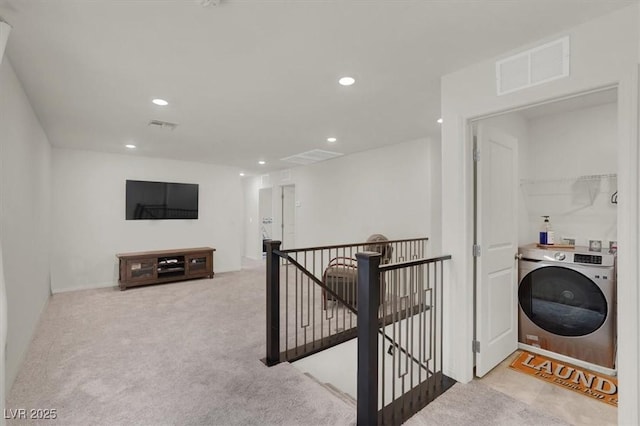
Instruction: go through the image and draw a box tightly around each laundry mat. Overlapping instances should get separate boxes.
[509,351,618,407]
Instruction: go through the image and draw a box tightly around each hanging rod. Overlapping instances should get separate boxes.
[520,173,617,185]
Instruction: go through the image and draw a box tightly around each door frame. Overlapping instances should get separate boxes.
[280,184,296,250]
[258,187,273,256]
[451,83,635,395]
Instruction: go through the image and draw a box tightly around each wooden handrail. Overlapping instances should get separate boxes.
[278,237,428,253]
[379,254,452,272]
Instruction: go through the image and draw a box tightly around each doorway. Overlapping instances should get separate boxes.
[472,87,619,376]
[258,187,273,257]
[281,185,296,250]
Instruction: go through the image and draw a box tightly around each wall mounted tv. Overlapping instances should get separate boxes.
[126,180,199,220]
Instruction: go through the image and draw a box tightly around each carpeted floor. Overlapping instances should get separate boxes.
[407,380,569,426]
[7,259,568,425]
[7,260,354,425]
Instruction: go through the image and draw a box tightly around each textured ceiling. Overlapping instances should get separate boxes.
[0,0,634,174]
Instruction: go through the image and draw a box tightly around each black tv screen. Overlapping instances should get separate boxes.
[126,180,199,220]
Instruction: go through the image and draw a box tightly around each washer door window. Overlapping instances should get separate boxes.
[519,266,607,337]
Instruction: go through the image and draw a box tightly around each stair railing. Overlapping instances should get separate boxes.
[264,238,453,425]
[357,252,454,425]
[265,237,429,365]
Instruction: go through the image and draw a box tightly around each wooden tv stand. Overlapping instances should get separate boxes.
[116,247,215,291]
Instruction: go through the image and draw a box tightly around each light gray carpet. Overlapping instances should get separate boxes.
[7,260,355,425]
[8,259,569,425]
[406,380,569,426]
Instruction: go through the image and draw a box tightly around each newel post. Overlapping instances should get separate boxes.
[265,240,281,366]
[356,251,381,426]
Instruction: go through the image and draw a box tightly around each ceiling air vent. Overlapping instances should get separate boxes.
[148,120,178,130]
[496,36,570,96]
[281,149,343,165]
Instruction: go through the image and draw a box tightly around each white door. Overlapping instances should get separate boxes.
[281,185,296,249]
[475,124,519,377]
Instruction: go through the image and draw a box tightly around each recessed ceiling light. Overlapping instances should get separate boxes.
[152,98,169,106]
[239,172,245,177]
[437,118,443,124]
[327,137,337,143]
[125,144,136,149]
[258,160,266,165]
[338,76,355,86]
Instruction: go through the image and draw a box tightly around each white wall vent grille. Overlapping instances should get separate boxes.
[281,149,343,165]
[496,36,570,96]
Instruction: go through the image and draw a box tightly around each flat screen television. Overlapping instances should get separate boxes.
[126,180,199,220]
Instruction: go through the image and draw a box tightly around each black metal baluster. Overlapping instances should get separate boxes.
[418,264,423,387]
[305,251,310,348]
[295,252,298,354]
[320,249,324,344]
[381,268,386,412]
[312,249,316,348]
[438,260,444,394]
[409,265,415,399]
[285,250,289,356]
[266,240,281,366]
[429,262,435,399]
[349,245,354,329]
[336,247,341,335]
[392,268,397,422]
[342,246,347,333]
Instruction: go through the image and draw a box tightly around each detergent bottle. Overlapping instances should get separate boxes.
[539,216,554,245]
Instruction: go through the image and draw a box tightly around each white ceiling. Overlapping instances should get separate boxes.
[0,0,634,174]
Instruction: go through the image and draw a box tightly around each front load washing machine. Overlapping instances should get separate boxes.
[518,244,616,369]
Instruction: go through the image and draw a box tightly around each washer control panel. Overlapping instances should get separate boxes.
[519,244,615,266]
[574,253,603,265]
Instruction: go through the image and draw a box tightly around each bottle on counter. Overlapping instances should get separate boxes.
[539,216,555,245]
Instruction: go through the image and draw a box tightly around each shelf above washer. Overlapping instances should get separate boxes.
[520,173,617,215]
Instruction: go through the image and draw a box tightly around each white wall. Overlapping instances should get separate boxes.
[51,149,243,292]
[0,240,6,426]
[0,22,11,423]
[440,5,639,425]
[294,139,432,247]
[0,59,52,390]
[523,102,618,246]
[243,138,440,258]
[478,101,618,248]
[243,176,261,259]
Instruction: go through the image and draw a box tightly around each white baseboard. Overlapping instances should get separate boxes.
[518,342,617,377]
[51,282,117,294]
